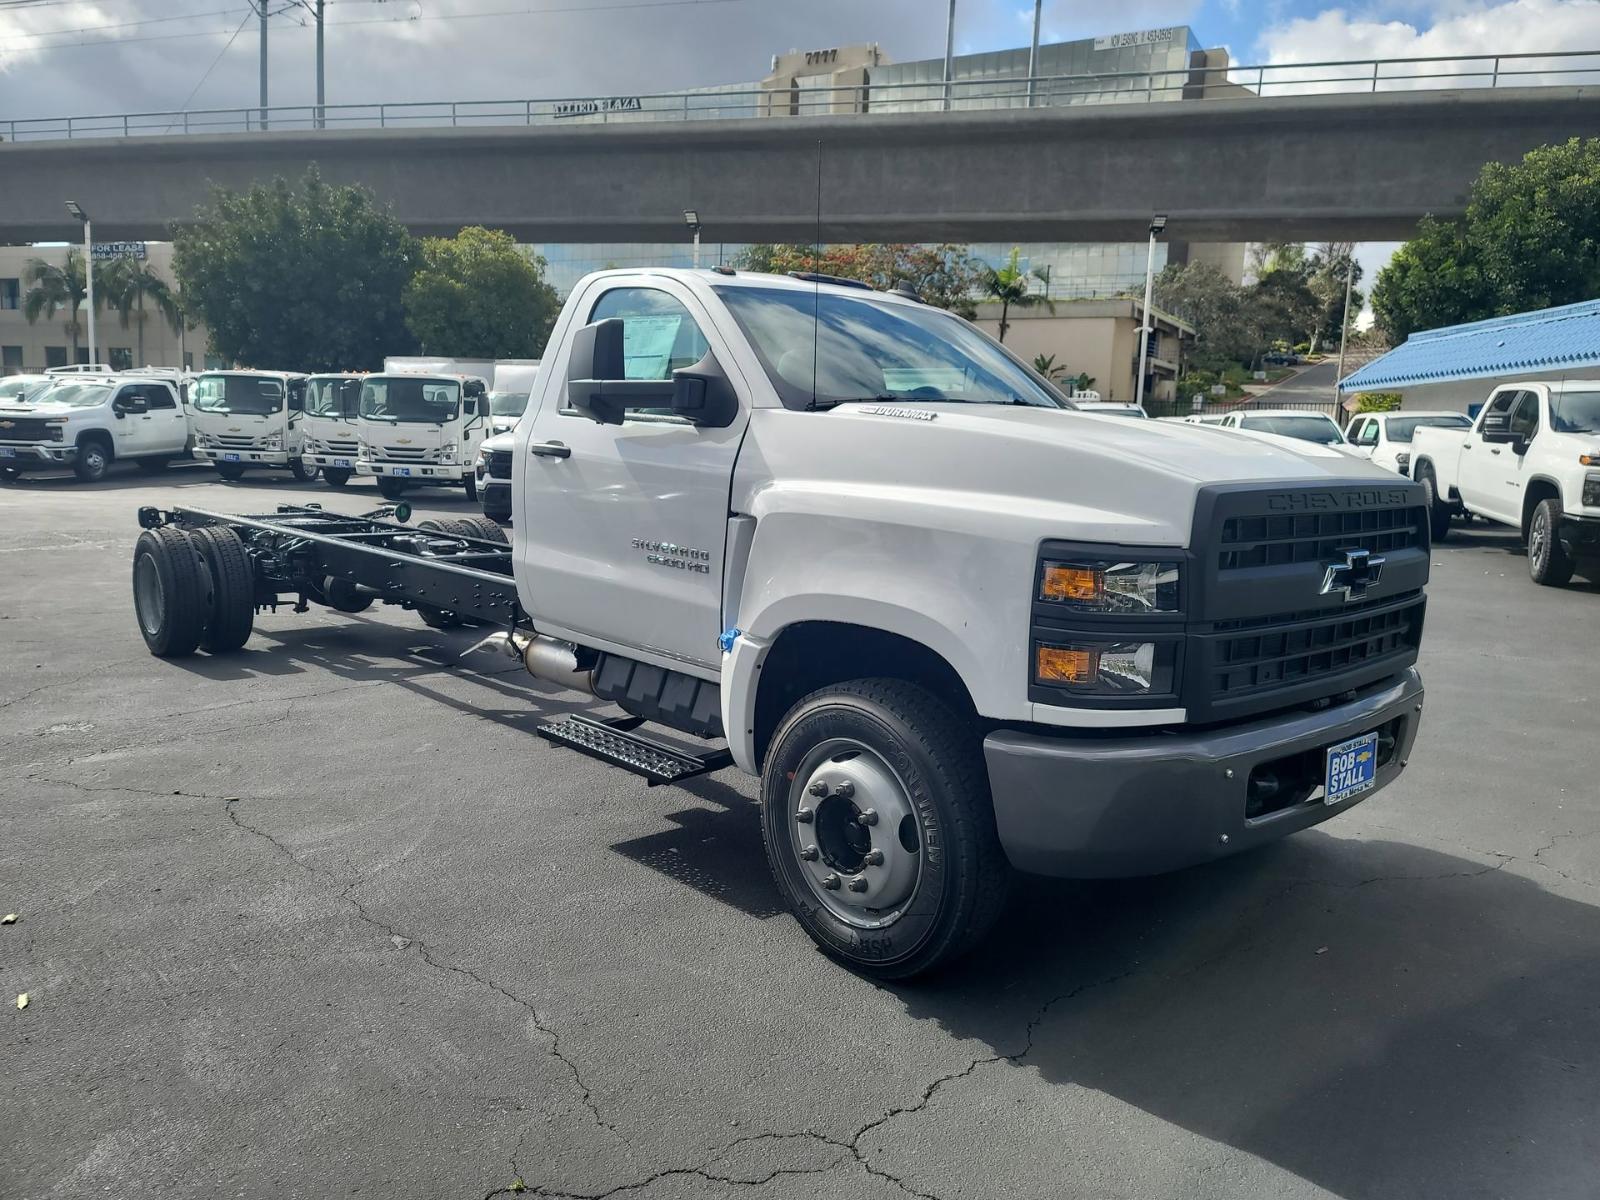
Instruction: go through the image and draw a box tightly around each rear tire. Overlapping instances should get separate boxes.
[191,525,256,652]
[377,476,408,500]
[136,455,171,474]
[760,678,1011,980]
[1528,497,1575,587]
[215,462,246,482]
[322,467,352,488]
[132,527,207,658]
[413,519,469,628]
[290,458,320,482]
[73,439,111,482]
[1420,470,1451,543]
[453,515,508,544]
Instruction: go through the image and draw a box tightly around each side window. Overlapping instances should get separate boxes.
[582,286,711,422]
[1509,392,1541,440]
[1480,390,1520,435]
[145,384,177,410]
[1352,419,1378,446]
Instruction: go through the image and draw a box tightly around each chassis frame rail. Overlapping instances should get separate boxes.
[138,502,523,627]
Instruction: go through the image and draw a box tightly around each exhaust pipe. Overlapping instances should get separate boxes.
[522,635,597,695]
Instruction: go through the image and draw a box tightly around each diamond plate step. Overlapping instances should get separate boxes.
[536,714,732,786]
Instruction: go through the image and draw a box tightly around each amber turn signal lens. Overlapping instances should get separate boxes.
[1036,645,1098,685]
[1041,564,1101,603]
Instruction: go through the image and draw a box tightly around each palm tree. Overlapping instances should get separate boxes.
[22,249,93,362]
[981,247,1053,343]
[102,259,183,368]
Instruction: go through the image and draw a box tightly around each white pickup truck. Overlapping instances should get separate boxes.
[129,268,1431,978]
[0,374,187,482]
[1409,381,1600,585]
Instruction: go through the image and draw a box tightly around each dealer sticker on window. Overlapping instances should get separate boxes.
[1325,731,1379,806]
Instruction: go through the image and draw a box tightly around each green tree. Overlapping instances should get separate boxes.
[981,247,1052,343]
[1372,137,1600,344]
[22,249,96,362]
[403,226,561,358]
[1153,261,1266,372]
[733,243,984,314]
[171,166,419,371]
[1306,243,1365,352]
[101,258,182,368]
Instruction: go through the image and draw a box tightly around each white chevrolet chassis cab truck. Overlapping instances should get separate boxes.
[300,374,365,488]
[1409,380,1600,586]
[189,370,319,482]
[128,270,1430,978]
[356,372,489,501]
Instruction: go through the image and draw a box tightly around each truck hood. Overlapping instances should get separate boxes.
[734,403,1403,548]
[0,401,88,418]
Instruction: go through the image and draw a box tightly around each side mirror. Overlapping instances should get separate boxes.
[113,396,147,417]
[566,318,631,425]
[1511,435,1531,456]
[566,318,739,429]
[1480,413,1514,442]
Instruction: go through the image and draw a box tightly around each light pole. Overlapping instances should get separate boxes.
[1026,0,1042,107]
[65,201,96,367]
[1134,214,1166,411]
[683,209,701,269]
[314,0,326,129]
[942,0,956,111]
[1334,247,1357,403]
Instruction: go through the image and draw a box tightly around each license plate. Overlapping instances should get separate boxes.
[0,448,14,458]
[393,467,412,476]
[1325,731,1379,806]
[222,453,241,462]
[333,457,352,468]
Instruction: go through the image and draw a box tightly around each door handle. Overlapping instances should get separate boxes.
[529,441,571,459]
[1462,443,1472,450]
[1489,447,1501,455]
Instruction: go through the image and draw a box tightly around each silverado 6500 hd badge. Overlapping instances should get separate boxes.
[633,538,711,574]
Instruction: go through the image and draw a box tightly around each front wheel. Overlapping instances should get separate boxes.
[136,455,171,474]
[322,467,352,488]
[215,462,246,482]
[376,476,408,500]
[760,679,1011,980]
[290,458,320,482]
[1,466,21,483]
[1420,471,1452,543]
[73,440,111,482]
[463,473,478,502]
[1528,497,1575,587]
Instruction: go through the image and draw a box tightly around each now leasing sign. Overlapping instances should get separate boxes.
[552,96,643,119]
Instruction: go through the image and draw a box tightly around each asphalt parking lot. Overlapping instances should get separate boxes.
[3,462,1598,1200]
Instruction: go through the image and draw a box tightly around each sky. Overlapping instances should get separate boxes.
[3,0,1598,303]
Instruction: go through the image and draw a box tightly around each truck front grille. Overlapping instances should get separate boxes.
[375,446,440,462]
[1218,505,1426,570]
[0,418,61,442]
[485,448,512,479]
[212,434,264,450]
[1210,592,1425,700]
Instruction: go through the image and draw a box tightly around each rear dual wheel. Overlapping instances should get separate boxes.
[132,525,254,657]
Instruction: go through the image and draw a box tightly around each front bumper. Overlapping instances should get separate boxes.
[194,447,290,466]
[357,460,466,482]
[1560,512,1600,554]
[0,442,76,465]
[984,669,1425,878]
[303,451,359,469]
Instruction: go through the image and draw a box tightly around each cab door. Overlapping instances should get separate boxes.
[1458,389,1522,522]
[517,280,750,675]
[109,384,157,456]
[143,383,187,453]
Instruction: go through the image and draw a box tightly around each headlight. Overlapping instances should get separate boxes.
[263,433,282,450]
[1394,451,1410,476]
[1584,472,1600,508]
[1034,640,1175,695]
[1039,558,1181,614]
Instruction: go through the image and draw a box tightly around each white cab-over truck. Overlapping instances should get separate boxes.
[1409,380,1600,586]
[1,374,187,482]
[356,372,489,500]
[128,269,1430,978]
[190,371,319,482]
[300,374,365,488]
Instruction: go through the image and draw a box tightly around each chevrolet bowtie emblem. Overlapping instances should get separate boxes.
[1321,548,1385,603]
[0,421,12,429]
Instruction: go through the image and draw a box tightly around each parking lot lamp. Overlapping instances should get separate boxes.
[683,209,702,269]
[65,201,96,368]
[1134,214,1167,412]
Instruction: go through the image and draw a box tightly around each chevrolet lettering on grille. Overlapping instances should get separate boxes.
[1321,548,1386,603]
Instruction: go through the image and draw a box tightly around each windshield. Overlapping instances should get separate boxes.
[30,381,114,408]
[1550,390,1600,434]
[1240,414,1346,444]
[0,377,48,402]
[192,374,285,415]
[360,377,460,423]
[1385,414,1471,443]
[306,377,362,419]
[488,390,528,418]
[715,285,1066,410]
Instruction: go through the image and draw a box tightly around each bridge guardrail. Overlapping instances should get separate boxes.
[3,50,1598,143]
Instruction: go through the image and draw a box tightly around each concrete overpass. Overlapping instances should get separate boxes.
[2,86,1594,245]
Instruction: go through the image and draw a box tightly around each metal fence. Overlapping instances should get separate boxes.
[3,49,1598,143]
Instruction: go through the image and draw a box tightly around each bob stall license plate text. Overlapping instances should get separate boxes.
[1325,731,1379,806]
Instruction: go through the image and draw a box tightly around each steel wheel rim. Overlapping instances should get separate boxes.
[134,552,165,636]
[787,737,923,929]
[84,448,104,474]
[1531,509,1548,567]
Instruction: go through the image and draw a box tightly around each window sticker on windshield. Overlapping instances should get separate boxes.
[881,367,969,392]
[622,316,681,379]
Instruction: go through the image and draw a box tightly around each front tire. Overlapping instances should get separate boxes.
[1528,497,1575,587]
[322,467,352,488]
[290,458,320,482]
[73,440,111,483]
[215,462,246,482]
[760,679,1010,980]
[376,476,408,500]
[1420,470,1452,543]
[136,455,171,474]
[463,474,478,502]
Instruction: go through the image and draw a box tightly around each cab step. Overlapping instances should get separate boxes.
[536,714,732,787]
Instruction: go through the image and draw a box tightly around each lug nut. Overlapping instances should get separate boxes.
[808,780,828,797]
[800,845,819,861]
[796,806,814,824]
[856,808,878,826]
[822,873,841,890]
[835,779,855,799]
[847,876,868,893]
[864,849,885,866]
